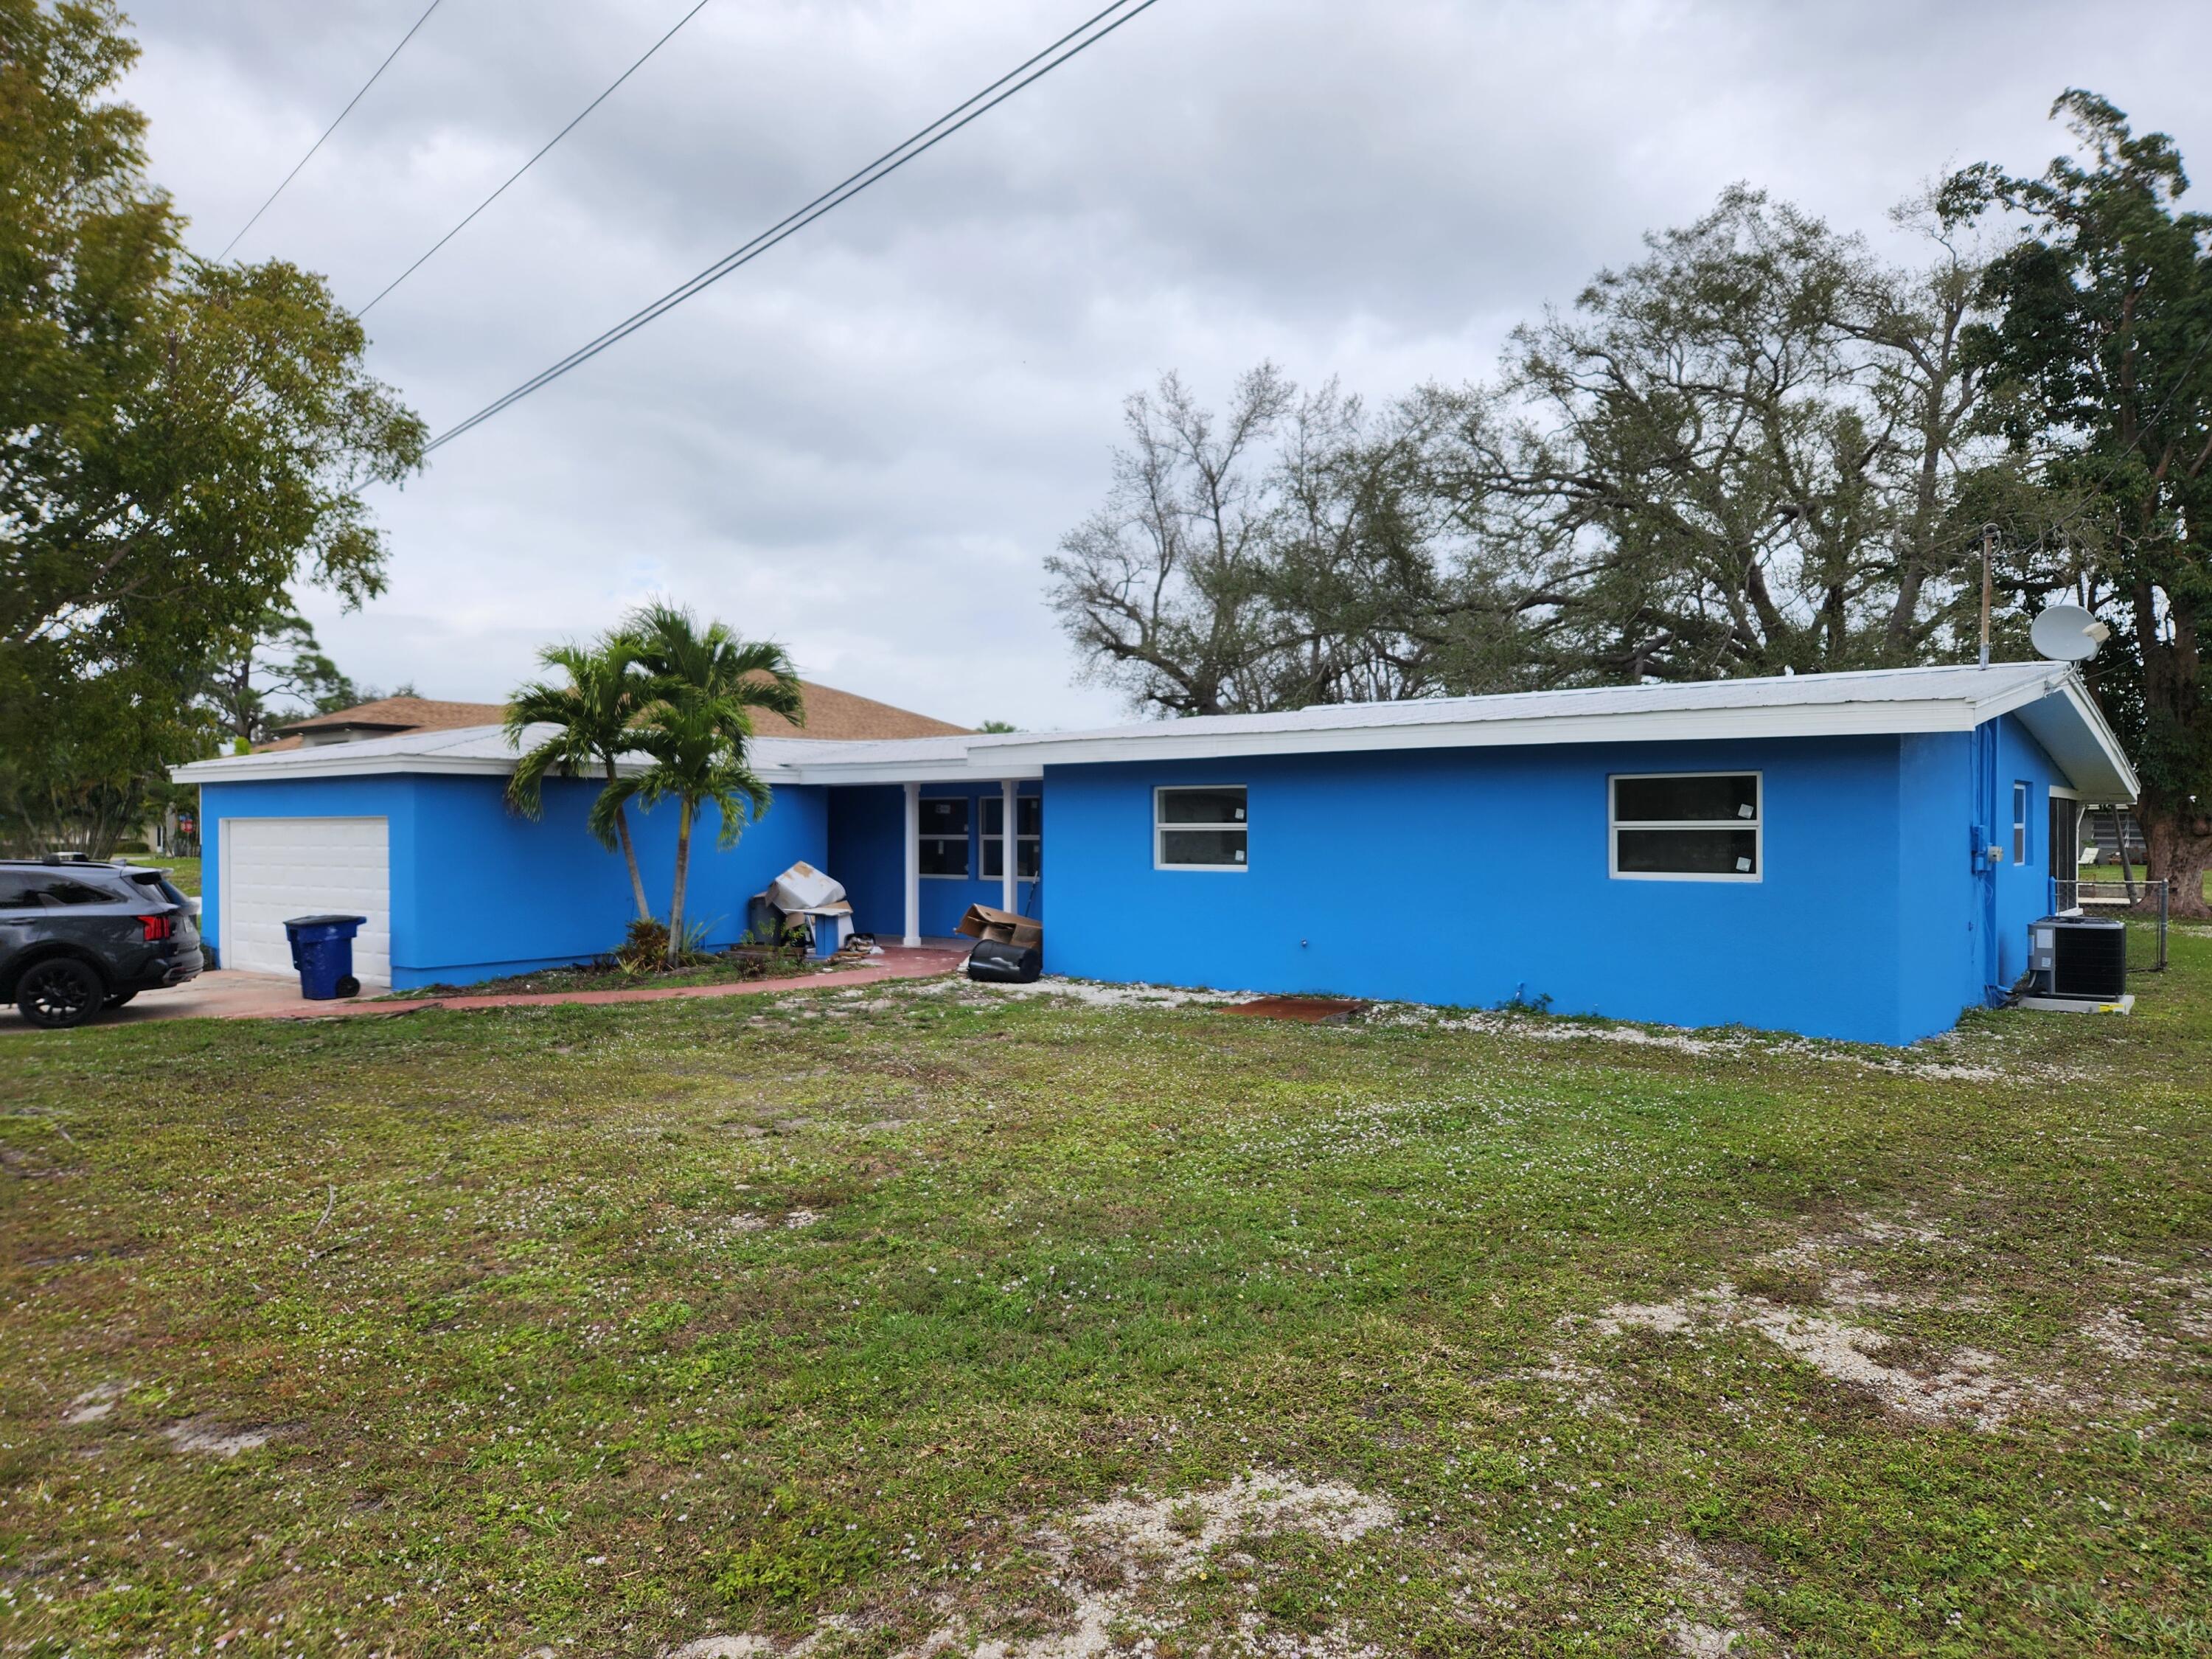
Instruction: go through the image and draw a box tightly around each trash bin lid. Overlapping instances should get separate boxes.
[284,913,368,928]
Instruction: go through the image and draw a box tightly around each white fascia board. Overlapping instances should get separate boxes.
[171,753,808,786]
[2011,680,2139,801]
[978,698,1997,768]
[783,756,1040,785]
[1957,667,2138,799]
[172,754,519,784]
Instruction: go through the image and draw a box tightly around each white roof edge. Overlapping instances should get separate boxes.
[977,698,1992,764]
[167,664,2137,798]
[2009,675,2139,801]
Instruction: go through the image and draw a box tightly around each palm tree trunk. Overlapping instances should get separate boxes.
[605,760,650,920]
[667,798,693,968]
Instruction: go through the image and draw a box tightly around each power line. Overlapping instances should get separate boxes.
[360,0,717,316]
[219,0,446,260]
[425,0,1164,452]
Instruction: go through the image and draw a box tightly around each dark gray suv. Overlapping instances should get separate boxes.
[0,858,204,1029]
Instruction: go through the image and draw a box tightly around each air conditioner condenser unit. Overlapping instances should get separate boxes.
[2023,914,2130,1011]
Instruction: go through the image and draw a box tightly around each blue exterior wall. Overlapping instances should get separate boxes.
[1041,733,2005,1046]
[1985,712,2068,986]
[1894,731,1977,1027]
[1891,715,2070,1016]
[827,782,1043,939]
[200,773,827,988]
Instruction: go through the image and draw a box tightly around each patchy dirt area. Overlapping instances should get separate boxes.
[1554,1210,2185,1432]
[59,1380,133,1425]
[664,1473,1398,1659]
[1657,1534,1774,1658]
[163,1419,271,1457]
[1363,1000,2070,1083]
[913,978,1251,1012]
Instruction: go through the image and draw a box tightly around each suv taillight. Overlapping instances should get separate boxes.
[139,914,173,942]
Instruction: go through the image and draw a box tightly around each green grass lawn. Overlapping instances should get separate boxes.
[2,949,2208,1657]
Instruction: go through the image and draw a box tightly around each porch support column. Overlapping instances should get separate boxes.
[1000,779,1019,915]
[901,781,922,947]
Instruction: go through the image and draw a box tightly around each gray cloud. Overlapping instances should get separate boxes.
[119,0,2212,728]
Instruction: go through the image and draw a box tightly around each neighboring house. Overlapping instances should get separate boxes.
[171,662,2137,1046]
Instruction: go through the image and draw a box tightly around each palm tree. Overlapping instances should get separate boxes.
[504,634,653,920]
[617,603,804,966]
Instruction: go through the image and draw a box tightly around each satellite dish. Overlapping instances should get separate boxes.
[2031,604,2110,663]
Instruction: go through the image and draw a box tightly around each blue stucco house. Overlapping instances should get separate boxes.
[172,661,2137,1046]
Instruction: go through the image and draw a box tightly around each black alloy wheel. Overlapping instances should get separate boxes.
[16,958,105,1029]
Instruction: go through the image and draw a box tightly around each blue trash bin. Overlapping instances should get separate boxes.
[283,914,367,1000]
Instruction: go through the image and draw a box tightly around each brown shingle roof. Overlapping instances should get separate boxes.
[263,683,966,749]
[279,696,506,735]
[745,681,968,741]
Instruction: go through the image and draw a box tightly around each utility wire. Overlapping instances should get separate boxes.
[361,0,717,315]
[426,0,1163,451]
[219,0,446,260]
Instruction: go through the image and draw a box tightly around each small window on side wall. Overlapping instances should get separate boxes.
[2011,781,2030,867]
[1610,772,1760,880]
[1156,786,1247,870]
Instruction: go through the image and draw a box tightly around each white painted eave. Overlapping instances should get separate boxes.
[171,751,810,785]
[969,666,2139,800]
[167,664,2138,799]
[782,756,1041,785]
[972,698,2000,765]
[2008,677,2139,801]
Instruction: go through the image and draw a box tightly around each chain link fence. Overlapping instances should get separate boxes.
[2050,878,2169,974]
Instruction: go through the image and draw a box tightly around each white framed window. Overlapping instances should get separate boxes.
[1609,772,1761,882]
[2011,781,2030,868]
[981,794,1041,880]
[1155,785,1247,870]
[919,795,970,878]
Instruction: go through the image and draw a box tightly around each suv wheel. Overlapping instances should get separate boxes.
[17,959,105,1029]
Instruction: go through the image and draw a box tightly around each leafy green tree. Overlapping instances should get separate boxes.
[505,635,654,922]
[1957,92,2212,911]
[1422,187,2048,683]
[201,603,359,744]
[617,605,802,967]
[0,0,423,852]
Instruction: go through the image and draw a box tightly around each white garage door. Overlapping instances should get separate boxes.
[220,817,392,987]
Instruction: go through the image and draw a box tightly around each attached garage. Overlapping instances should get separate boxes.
[175,730,834,992]
[218,816,392,987]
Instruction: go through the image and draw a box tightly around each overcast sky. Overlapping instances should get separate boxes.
[120,0,2212,730]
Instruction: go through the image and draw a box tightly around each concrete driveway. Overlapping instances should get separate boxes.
[0,970,318,1033]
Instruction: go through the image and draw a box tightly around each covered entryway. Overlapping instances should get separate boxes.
[218,816,392,987]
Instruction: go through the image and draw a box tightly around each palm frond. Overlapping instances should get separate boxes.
[585,773,645,852]
[503,632,654,819]
[703,760,773,849]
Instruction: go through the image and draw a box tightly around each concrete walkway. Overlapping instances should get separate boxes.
[0,945,970,1032]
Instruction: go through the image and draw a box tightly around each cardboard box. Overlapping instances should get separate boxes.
[956,903,1041,950]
